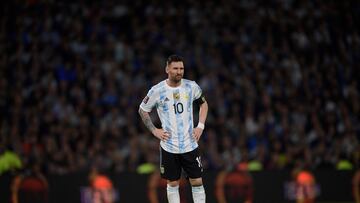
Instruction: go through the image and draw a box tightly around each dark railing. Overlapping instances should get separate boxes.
[0,170,356,203]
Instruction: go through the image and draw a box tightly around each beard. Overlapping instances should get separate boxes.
[170,74,183,83]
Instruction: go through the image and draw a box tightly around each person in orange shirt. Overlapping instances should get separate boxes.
[89,167,115,203]
[292,169,316,203]
[11,162,48,203]
[215,163,253,203]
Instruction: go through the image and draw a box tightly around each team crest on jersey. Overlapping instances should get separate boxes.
[173,92,180,100]
[142,96,149,104]
[183,94,189,100]
[160,166,165,174]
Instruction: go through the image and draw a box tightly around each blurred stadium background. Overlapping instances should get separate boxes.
[0,0,359,202]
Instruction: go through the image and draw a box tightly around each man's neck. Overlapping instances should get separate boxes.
[166,79,181,87]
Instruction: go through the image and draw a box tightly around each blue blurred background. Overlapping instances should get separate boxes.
[0,0,359,202]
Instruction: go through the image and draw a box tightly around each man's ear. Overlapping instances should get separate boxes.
[165,66,169,74]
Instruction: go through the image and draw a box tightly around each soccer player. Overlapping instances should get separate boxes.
[139,54,208,203]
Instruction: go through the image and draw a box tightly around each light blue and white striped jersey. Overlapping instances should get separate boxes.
[140,79,202,154]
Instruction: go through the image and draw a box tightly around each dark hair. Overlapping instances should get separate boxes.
[166,54,184,66]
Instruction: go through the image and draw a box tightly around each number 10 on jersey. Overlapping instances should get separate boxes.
[173,102,184,114]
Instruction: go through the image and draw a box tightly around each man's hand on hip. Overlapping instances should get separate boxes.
[193,128,203,142]
[152,128,170,141]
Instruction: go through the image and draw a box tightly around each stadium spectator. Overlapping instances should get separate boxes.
[0,0,359,176]
[11,161,48,203]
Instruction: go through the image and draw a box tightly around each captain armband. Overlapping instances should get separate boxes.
[194,94,206,106]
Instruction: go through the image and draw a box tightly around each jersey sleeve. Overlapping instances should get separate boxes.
[192,81,203,100]
[140,87,157,112]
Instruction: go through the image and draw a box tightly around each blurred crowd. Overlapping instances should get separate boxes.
[0,0,359,175]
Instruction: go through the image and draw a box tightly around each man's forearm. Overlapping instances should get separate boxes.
[139,108,156,132]
[198,101,208,124]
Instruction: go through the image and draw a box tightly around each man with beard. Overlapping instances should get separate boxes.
[139,54,208,203]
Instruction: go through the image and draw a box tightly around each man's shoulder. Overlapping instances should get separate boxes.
[182,79,196,85]
[182,79,200,90]
[149,80,167,91]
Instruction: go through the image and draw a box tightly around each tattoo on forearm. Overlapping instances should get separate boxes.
[139,109,156,132]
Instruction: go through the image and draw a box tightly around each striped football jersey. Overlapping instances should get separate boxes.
[140,79,202,153]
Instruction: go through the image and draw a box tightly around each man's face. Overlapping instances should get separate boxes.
[166,61,184,83]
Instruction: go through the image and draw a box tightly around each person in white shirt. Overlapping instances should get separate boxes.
[139,54,208,203]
